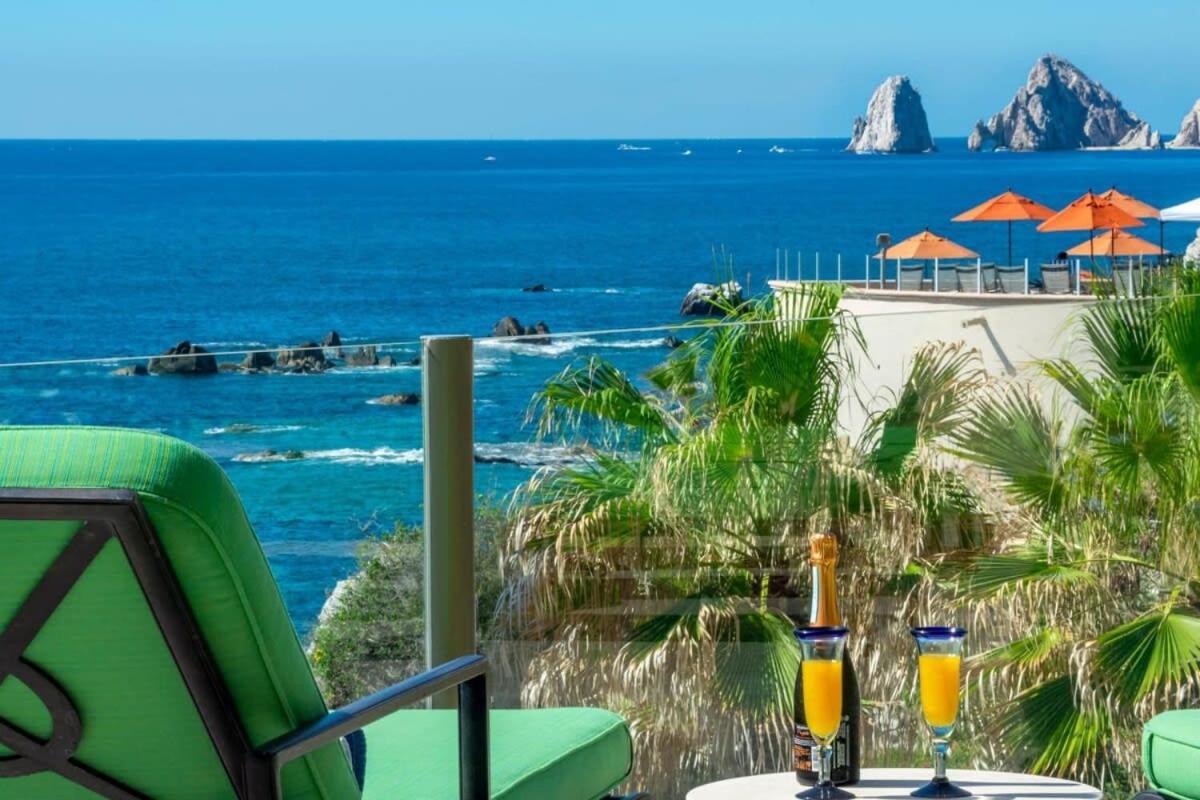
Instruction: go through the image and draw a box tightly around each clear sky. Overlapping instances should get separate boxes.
[5,0,1197,140]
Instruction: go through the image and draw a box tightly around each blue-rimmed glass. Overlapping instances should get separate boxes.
[910,627,970,798]
[795,626,853,800]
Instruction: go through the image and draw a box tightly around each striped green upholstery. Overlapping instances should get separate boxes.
[1144,710,1200,800]
[0,426,360,800]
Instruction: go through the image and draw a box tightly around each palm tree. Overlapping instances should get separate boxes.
[497,284,985,795]
[945,271,1200,787]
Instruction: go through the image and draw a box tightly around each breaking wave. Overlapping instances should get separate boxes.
[232,442,586,469]
[204,423,306,436]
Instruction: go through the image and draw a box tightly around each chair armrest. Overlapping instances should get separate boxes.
[261,653,489,800]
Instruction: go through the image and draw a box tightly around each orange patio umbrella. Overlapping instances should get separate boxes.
[953,188,1055,266]
[1066,228,1165,258]
[1098,187,1163,253]
[1038,191,1144,264]
[875,228,979,260]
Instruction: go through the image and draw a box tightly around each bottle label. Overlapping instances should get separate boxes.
[793,716,850,772]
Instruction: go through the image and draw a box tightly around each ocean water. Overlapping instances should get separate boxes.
[2,138,1199,631]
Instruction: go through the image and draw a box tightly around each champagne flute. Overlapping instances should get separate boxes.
[910,627,970,798]
[795,626,853,800]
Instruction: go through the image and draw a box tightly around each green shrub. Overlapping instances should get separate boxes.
[309,507,505,704]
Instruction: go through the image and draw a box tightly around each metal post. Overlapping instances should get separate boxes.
[837,254,842,283]
[458,672,490,800]
[423,335,476,709]
[1075,259,1082,295]
[1024,258,1029,295]
[934,257,940,292]
[976,257,982,293]
[785,250,790,282]
[816,253,821,283]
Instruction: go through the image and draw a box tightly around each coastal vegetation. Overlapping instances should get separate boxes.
[306,274,1200,798]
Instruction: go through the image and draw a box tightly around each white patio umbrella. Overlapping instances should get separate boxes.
[1162,196,1200,222]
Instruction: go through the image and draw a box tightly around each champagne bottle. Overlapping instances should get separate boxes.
[793,532,861,785]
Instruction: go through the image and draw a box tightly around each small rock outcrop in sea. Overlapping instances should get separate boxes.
[346,345,379,367]
[322,330,343,357]
[846,76,935,154]
[968,54,1161,151]
[522,284,549,292]
[1186,228,1200,267]
[491,316,551,344]
[112,364,148,376]
[241,350,275,371]
[370,393,420,406]
[680,282,742,316]
[147,341,218,375]
[275,343,328,373]
[663,336,684,349]
[1168,100,1200,149]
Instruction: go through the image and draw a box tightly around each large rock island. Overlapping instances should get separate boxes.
[968,54,1161,151]
[1168,99,1200,149]
[847,76,935,153]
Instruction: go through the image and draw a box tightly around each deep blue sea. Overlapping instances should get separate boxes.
[2,138,1199,631]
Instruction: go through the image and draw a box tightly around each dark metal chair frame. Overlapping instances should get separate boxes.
[0,488,490,800]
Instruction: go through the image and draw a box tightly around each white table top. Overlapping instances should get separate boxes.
[686,768,1102,800]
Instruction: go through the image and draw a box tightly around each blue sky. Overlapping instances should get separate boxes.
[4,0,1197,139]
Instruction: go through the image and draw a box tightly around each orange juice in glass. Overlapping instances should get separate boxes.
[795,626,853,800]
[910,627,970,799]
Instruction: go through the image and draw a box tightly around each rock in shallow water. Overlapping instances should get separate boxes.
[112,364,148,376]
[968,54,1160,151]
[491,316,551,344]
[370,393,420,406]
[147,341,218,375]
[846,76,935,154]
[275,342,328,372]
[680,282,742,316]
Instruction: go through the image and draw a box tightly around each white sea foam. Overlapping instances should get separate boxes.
[204,424,306,436]
[39,389,60,398]
[198,340,269,349]
[232,442,585,469]
[478,336,665,357]
[233,447,424,465]
[617,143,652,151]
[768,145,793,154]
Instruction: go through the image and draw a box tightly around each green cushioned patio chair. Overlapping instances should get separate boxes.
[0,426,639,800]
[1139,710,1200,800]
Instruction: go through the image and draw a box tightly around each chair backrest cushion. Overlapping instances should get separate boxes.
[0,426,360,800]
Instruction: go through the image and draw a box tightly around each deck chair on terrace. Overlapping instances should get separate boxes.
[934,263,959,292]
[1040,264,1072,295]
[898,264,926,291]
[994,266,1026,294]
[0,426,638,800]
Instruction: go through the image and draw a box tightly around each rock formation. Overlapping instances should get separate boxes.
[847,76,935,154]
[147,341,218,375]
[968,55,1161,151]
[491,316,551,344]
[241,350,275,371]
[680,282,743,316]
[370,393,420,406]
[275,342,328,373]
[346,345,379,367]
[1168,100,1200,149]
[112,364,148,376]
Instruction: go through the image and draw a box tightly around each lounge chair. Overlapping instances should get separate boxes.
[934,263,959,292]
[0,426,638,800]
[994,266,1027,294]
[955,264,984,293]
[898,264,926,291]
[1040,264,1072,295]
[1138,710,1200,800]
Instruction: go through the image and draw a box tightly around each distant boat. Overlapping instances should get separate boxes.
[681,149,693,156]
[483,155,497,162]
[769,145,792,154]
[617,143,651,151]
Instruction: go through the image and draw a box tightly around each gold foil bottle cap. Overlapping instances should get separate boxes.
[809,532,839,566]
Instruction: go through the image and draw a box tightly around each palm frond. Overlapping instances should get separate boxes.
[1095,604,1200,702]
[533,356,673,442]
[995,675,1110,776]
